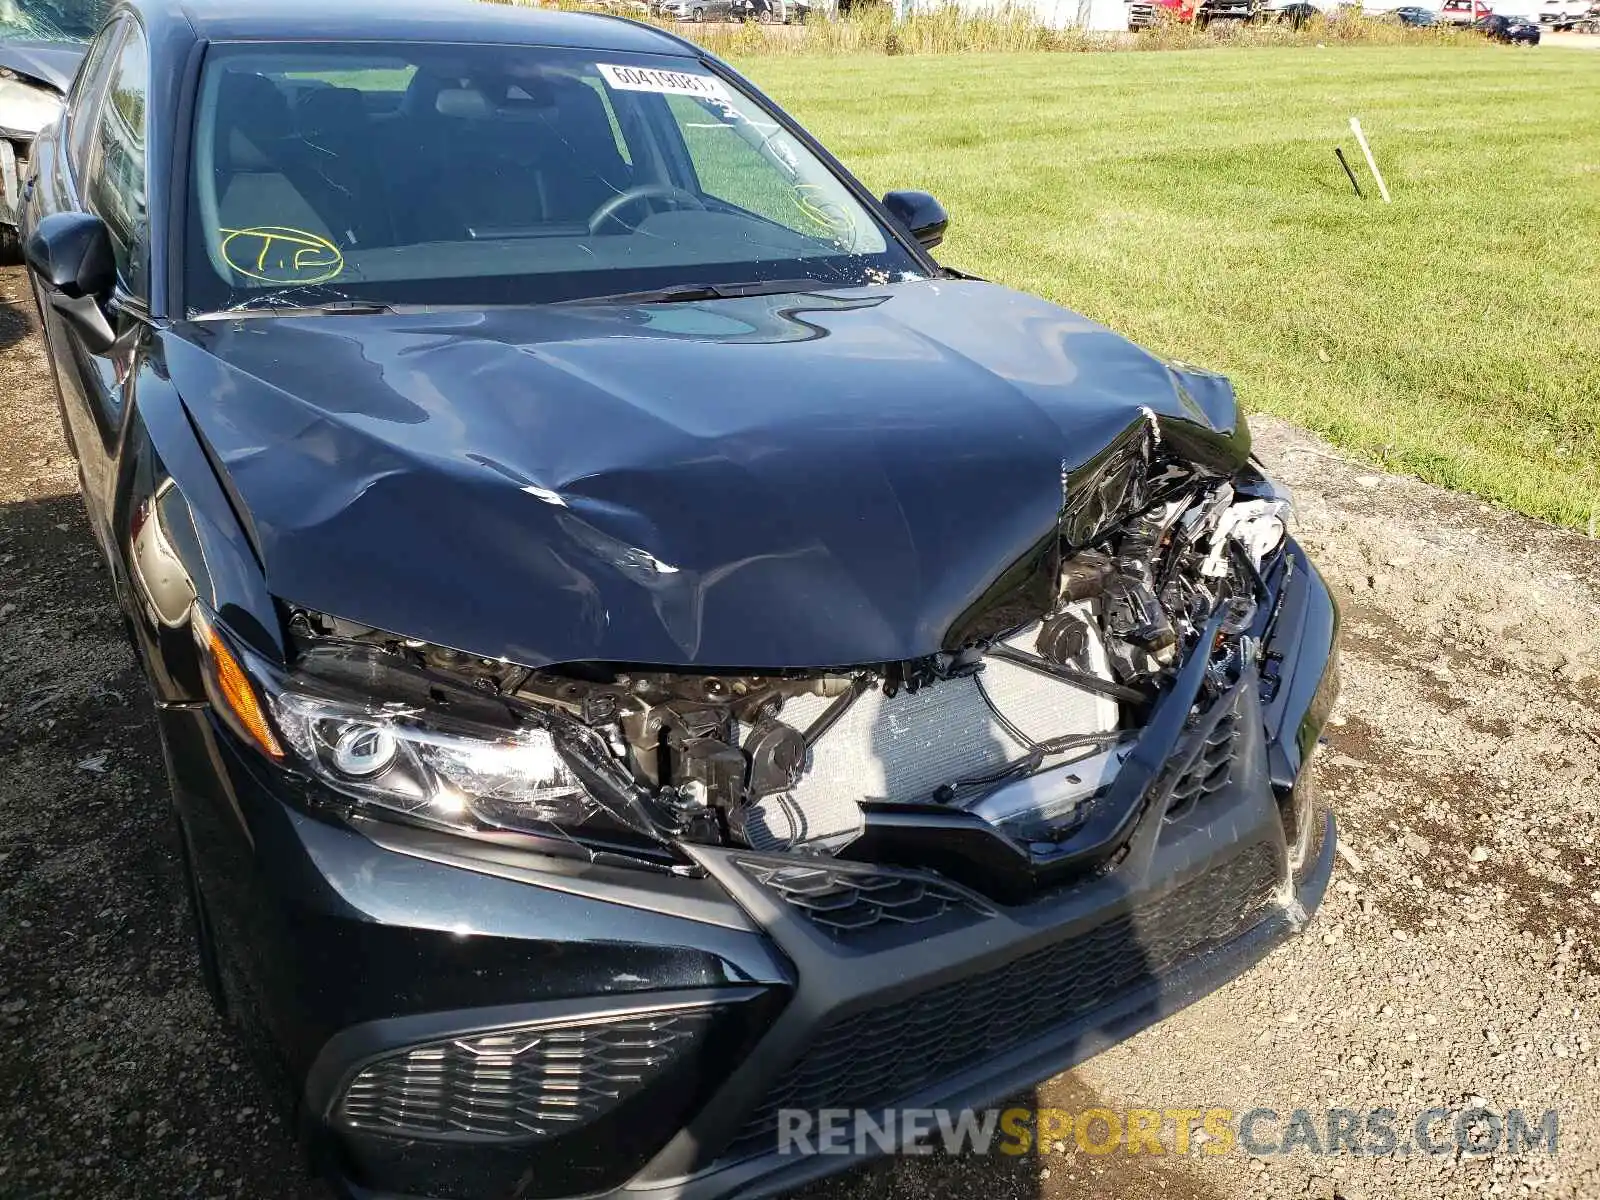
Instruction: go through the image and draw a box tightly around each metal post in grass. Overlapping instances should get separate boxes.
[1349,117,1391,204]
[1335,147,1364,198]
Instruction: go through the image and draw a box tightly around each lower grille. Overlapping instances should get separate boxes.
[1165,707,1240,821]
[736,857,991,941]
[727,844,1278,1158]
[339,1005,717,1141]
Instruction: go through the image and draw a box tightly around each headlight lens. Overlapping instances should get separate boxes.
[191,606,658,846]
[271,691,603,830]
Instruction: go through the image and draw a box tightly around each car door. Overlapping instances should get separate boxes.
[38,15,151,554]
[32,16,120,448]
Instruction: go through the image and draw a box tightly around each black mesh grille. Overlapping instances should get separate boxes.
[728,844,1279,1158]
[735,858,990,939]
[339,1006,716,1141]
[1165,708,1240,822]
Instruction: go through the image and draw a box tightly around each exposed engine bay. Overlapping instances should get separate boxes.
[285,466,1293,883]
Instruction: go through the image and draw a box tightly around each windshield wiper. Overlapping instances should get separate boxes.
[208,284,396,319]
[560,278,843,307]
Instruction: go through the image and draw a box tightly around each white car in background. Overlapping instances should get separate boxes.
[1536,0,1586,25]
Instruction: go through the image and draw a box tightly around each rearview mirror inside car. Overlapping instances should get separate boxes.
[882,190,949,250]
[25,211,117,354]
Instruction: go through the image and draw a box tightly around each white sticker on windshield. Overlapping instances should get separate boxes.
[596,63,730,101]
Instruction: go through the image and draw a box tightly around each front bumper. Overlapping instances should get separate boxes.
[163,544,1339,1200]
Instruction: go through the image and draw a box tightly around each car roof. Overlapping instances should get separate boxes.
[169,0,697,56]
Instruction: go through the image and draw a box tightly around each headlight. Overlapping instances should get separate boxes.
[190,606,663,848]
[271,691,602,830]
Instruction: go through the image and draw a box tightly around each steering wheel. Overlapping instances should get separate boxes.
[587,184,706,235]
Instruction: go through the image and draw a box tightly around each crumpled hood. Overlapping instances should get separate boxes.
[0,41,85,94]
[164,279,1248,669]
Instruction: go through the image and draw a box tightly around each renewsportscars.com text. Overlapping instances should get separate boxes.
[776,1105,1560,1159]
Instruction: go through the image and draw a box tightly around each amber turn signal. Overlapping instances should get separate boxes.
[207,626,284,759]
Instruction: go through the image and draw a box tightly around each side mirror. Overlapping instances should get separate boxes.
[25,211,118,353]
[882,190,949,251]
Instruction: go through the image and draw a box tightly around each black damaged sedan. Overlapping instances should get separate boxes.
[20,0,1339,1196]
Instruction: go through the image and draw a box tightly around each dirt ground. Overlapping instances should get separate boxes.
[1544,30,1600,48]
[1,265,1597,1200]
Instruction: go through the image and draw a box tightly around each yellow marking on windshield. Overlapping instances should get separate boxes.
[219,227,344,284]
[791,185,856,244]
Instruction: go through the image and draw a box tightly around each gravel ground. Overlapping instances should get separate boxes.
[1,265,1597,1199]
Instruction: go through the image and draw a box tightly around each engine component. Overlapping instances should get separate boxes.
[1101,570,1178,682]
[1036,609,1092,669]
[743,719,806,797]
[672,736,746,811]
[1058,552,1113,603]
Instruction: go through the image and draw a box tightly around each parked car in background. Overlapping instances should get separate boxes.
[0,0,104,260]
[730,0,789,21]
[1388,5,1439,23]
[1439,0,1494,20]
[659,0,730,19]
[1536,0,1587,26]
[1273,1,1323,26]
[1126,0,1261,27]
[1475,9,1542,35]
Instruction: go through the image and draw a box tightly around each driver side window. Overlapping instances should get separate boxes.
[80,23,150,294]
[67,17,124,178]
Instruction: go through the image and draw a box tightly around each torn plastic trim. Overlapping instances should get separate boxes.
[939,405,1247,655]
[837,607,1230,904]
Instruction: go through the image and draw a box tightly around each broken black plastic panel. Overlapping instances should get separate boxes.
[841,609,1230,904]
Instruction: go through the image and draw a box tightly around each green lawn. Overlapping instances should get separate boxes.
[735,45,1600,531]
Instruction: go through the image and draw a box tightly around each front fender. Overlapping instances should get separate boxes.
[119,339,286,701]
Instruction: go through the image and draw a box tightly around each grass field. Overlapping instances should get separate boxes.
[734,45,1600,531]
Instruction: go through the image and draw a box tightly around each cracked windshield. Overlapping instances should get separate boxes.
[0,0,109,40]
[186,44,922,312]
